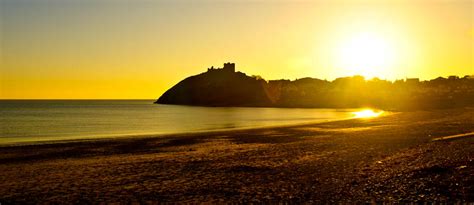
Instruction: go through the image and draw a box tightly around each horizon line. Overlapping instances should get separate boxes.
[0,99,156,100]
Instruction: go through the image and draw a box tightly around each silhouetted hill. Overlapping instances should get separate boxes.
[156,63,271,106]
[155,63,474,110]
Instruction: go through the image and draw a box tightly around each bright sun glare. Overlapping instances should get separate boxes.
[335,32,396,78]
[353,109,384,118]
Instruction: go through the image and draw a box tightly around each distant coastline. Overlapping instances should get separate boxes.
[156,63,474,110]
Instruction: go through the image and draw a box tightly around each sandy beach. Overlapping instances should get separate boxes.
[1,108,473,203]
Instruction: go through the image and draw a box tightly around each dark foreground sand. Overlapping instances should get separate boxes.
[1,109,473,203]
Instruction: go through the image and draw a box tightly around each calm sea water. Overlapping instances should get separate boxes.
[0,100,357,145]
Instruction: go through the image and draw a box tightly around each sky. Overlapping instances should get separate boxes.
[1,0,473,99]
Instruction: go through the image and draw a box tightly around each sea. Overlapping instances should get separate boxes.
[0,100,358,145]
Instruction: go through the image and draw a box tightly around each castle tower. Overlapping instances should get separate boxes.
[223,62,235,73]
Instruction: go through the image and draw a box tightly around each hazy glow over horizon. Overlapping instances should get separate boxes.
[1,0,473,99]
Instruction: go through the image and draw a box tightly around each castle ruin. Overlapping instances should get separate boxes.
[207,62,235,73]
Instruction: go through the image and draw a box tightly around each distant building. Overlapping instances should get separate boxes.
[448,75,459,80]
[405,78,420,84]
[394,79,405,85]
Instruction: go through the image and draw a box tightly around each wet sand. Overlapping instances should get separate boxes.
[1,108,473,203]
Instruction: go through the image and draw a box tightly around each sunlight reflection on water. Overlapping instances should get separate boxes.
[352,109,384,118]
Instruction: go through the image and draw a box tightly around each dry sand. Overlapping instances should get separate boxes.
[0,108,473,203]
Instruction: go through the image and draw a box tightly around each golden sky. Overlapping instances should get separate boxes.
[1,0,473,99]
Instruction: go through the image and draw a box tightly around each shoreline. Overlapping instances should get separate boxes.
[0,113,371,147]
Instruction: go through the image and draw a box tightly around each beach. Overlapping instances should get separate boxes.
[1,108,473,203]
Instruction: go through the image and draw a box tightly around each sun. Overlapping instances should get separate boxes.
[334,32,396,79]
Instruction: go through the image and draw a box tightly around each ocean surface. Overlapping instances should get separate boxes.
[0,100,358,145]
